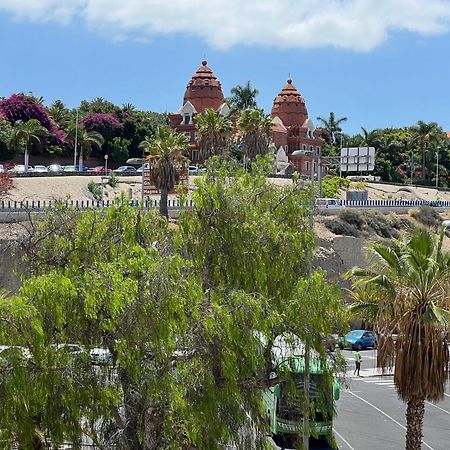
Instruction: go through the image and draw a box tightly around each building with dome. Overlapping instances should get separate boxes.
[170,62,323,174]
[271,79,324,176]
[169,60,230,162]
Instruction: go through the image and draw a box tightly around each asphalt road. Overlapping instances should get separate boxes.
[331,349,450,450]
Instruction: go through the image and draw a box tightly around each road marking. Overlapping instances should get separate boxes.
[425,401,450,415]
[334,429,356,450]
[347,390,434,450]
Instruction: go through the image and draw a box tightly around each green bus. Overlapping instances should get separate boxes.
[263,337,340,448]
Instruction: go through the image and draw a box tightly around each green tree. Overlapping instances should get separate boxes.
[411,121,440,181]
[0,119,14,160]
[0,160,344,450]
[346,228,450,450]
[316,112,347,144]
[9,119,48,171]
[237,109,273,162]
[110,137,130,162]
[228,81,259,112]
[139,127,189,217]
[67,126,104,168]
[195,108,232,159]
[48,100,72,129]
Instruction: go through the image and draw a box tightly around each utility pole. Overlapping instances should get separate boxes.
[302,341,311,450]
[73,108,79,167]
[436,147,440,188]
[318,146,322,198]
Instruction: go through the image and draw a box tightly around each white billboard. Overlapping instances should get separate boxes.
[340,147,375,172]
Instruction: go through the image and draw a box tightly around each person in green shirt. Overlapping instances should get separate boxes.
[354,350,362,376]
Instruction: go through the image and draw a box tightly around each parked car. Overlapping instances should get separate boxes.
[89,347,113,365]
[188,165,199,175]
[316,198,343,209]
[339,330,377,350]
[62,165,77,173]
[0,345,32,361]
[33,165,48,173]
[0,164,3,173]
[136,163,150,173]
[48,164,64,173]
[114,166,137,175]
[75,165,88,172]
[89,166,111,173]
[9,165,34,173]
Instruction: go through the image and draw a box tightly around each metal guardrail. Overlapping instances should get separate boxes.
[340,199,450,208]
[0,199,194,211]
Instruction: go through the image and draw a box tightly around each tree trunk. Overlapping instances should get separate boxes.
[119,370,142,450]
[405,397,425,450]
[159,186,169,218]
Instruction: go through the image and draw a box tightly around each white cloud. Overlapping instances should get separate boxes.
[1,0,449,51]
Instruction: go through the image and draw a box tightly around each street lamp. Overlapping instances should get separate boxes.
[436,147,441,188]
[126,157,147,205]
[73,108,79,167]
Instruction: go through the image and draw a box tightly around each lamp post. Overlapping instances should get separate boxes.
[436,147,441,188]
[126,157,146,205]
[73,108,79,167]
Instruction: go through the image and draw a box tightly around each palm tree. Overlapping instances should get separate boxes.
[237,109,273,162]
[9,119,48,171]
[196,108,232,160]
[67,126,104,168]
[228,81,259,112]
[316,112,347,144]
[139,127,189,217]
[346,228,450,450]
[359,127,381,148]
[411,121,440,180]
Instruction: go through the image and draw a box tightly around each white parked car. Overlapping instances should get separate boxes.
[9,165,34,173]
[188,165,199,175]
[89,347,113,365]
[0,164,4,173]
[315,198,343,208]
[33,165,48,173]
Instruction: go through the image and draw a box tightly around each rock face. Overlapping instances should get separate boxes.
[313,236,368,287]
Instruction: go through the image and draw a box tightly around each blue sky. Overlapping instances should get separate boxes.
[1,0,450,134]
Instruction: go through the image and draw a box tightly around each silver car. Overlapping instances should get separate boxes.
[34,165,48,173]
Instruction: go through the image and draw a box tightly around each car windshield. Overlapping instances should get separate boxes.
[347,330,364,338]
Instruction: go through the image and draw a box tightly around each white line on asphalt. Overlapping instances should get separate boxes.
[444,393,450,399]
[347,390,434,450]
[425,401,450,415]
[334,429,356,450]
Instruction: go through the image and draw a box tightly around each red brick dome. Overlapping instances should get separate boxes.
[271,79,308,127]
[183,60,224,113]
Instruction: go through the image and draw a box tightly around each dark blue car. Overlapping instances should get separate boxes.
[339,330,377,350]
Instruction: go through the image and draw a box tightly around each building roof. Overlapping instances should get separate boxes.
[271,79,309,128]
[183,60,224,113]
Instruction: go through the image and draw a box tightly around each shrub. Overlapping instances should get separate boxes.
[88,181,102,200]
[108,172,118,188]
[325,218,360,237]
[362,210,399,239]
[321,176,351,198]
[338,209,365,230]
[409,206,441,228]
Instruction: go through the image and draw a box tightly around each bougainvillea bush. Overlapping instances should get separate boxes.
[80,113,121,139]
[0,93,54,131]
[0,93,68,157]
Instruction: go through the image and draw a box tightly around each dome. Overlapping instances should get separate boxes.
[183,60,224,113]
[271,79,308,127]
